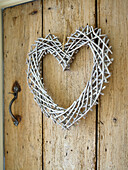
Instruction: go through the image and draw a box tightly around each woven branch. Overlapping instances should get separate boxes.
[26,25,113,129]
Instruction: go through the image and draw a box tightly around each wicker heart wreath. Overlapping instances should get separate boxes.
[26,25,113,129]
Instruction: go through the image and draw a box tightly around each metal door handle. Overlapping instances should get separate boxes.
[9,82,21,126]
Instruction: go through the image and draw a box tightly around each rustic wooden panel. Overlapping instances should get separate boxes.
[43,0,96,169]
[97,0,128,169]
[4,1,42,169]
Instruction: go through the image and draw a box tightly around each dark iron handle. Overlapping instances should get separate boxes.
[9,86,21,126]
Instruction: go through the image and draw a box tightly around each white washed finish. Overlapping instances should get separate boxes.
[26,25,113,129]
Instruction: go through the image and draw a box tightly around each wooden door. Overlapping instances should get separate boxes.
[3,0,128,170]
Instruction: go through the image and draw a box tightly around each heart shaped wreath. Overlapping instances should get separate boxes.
[26,25,113,129]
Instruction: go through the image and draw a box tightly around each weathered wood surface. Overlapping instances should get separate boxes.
[97,0,128,169]
[4,1,42,170]
[43,0,96,169]
[4,0,128,170]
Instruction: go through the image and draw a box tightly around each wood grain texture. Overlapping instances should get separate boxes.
[97,0,128,169]
[43,0,96,169]
[4,1,42,169]
[3,0,128,169]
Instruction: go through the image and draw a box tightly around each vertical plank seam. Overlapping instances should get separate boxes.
[96,1,101,169]
[42,0,44,170]
[95,0,98,169]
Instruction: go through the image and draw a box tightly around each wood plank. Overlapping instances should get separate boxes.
[43,0,96,169]
[4,1,42,169]
[97,0,128,169]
